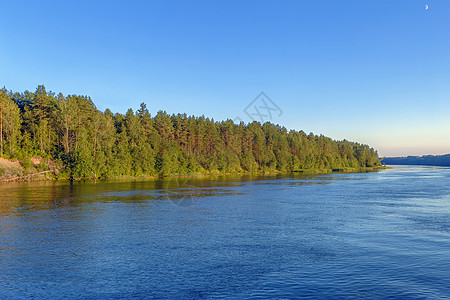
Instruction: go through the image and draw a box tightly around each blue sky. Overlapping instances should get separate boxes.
[1,0,449,157]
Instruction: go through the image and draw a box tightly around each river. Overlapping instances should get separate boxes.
[1,166,449,299]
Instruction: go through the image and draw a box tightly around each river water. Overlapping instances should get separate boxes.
[1,166,449,299]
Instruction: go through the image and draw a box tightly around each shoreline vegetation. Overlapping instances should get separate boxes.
[1,85,382,183]
[0,164,386,183]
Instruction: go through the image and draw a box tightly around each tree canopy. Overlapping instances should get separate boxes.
[1,85,381,179]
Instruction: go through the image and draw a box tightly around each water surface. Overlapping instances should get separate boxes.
[1,167,449,299]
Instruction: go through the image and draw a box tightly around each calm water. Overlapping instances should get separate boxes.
[1,166,449,299]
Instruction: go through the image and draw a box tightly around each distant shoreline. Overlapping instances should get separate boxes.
[382,154,450,167]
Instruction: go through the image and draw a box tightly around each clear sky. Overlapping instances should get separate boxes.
[1,0,449,157]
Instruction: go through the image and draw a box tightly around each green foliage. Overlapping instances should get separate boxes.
[3,85,382,179]
[0,88,22,157]
[37,161,49,172]
[21,157,33,169]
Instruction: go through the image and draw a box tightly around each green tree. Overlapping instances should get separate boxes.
[0,85,382,179]
[0,90,21,157]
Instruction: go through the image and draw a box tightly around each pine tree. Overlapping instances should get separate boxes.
[0,85,382,179]
[0,89,21,157]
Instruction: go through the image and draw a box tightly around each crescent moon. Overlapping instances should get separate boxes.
[425,5,429,10]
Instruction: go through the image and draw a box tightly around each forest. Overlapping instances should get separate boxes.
[0,85,381,179]
[382,154,450,167]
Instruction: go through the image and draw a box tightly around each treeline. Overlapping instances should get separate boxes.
[0,85,381,179]
[382,154,450,167]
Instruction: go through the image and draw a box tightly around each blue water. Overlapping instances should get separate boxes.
[1,166,449,299]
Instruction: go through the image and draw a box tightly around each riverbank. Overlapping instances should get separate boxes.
[0,157,387,183]
[0,157,61,183]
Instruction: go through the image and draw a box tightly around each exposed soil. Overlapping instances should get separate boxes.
[0,158,25,178]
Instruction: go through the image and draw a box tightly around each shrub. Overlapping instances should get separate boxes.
[21,158,33,169]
